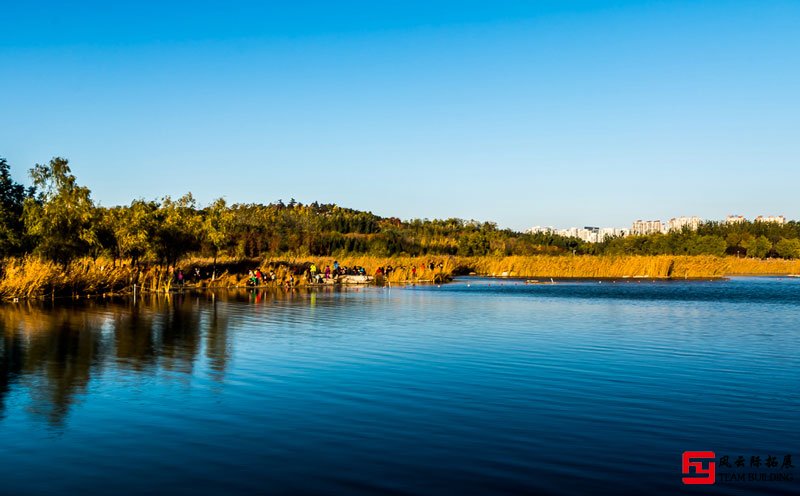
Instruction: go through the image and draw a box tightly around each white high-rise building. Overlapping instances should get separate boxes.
[631,220,664,236]
[599,227,628,240]
[668,216,702,232]
[755,215,786,224]
[726,215,746,224]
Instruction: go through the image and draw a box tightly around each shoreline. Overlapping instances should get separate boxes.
[8,273,800,304]
[2,254,800,302]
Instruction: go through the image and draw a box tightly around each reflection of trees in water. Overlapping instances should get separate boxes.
[205,297,230,379]
[23,315,104,425]
[113,304,157,372]
[157,294,203,375]
[0,293,234,425]
[0,329,25,418]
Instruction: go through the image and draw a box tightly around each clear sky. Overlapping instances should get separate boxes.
[1,1,798,230]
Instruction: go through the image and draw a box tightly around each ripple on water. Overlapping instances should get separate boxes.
[0,279,798,495]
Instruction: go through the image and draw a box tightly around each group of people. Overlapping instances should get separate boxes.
[174,259,446,289]
[307,261,367,284]
[173,267,204,286]
[247,269,279,286]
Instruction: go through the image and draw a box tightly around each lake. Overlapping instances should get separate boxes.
[1,277,799,495]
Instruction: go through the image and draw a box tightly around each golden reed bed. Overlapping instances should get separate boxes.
[1,255,799,300]
[464,255,800,279]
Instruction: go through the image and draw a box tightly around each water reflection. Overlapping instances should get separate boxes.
[0,288,356,425]
[0,293,233,425]
[1,280,799,495]
[0,327,24,418]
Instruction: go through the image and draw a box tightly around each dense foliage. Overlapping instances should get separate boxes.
[1,157,799,264]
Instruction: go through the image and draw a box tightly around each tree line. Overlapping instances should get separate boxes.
[586,222,800,258]
[1,156,799,265]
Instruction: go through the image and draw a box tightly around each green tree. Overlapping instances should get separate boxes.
[744,235,772,259]
[23,157,97,264]
[112,200,158,264]
[775,238,800,259]
[688,235,727,256]
[152,194,201,267]
[203,198,235,279]
[0,158,28,256]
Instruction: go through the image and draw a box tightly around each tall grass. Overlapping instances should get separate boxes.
[0,257,176,299]
[464,255,800,279]
[259,255,456,283]
[719,257,800,276]
[3,254,800,300]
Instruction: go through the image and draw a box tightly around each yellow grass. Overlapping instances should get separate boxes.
[0,257,177,299]
[259,255,456,283]
[464,255,800,279]
[3,254,799,300]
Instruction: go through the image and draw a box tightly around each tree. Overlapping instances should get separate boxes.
[0,158,28,256]
[203,198,234,279]
[152,194,201,267]
[688,235,727,256]
[744,235,772,259]
[23,157,97,264]
[775,238,800,259]
[111,200,158,264]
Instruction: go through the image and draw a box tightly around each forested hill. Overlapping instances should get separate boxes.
[1,157,799,265]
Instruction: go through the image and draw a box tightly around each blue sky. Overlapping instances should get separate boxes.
[1,1,798,230]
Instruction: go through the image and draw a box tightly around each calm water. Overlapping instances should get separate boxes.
[1,277,799,495]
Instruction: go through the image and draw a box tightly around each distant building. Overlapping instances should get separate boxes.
[755,215,786,225]
[726,215,746,224]
[668,216,702,232]
[599,227,628,240]
[577,227,600,243]
[558,227,580,239]
[551,227,597,242]
[631,219,664,236]
[528,223,633,243]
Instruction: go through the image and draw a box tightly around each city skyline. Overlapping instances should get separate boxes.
[530,214,791,243]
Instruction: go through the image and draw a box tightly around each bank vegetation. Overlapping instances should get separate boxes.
[1,156,799,299]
